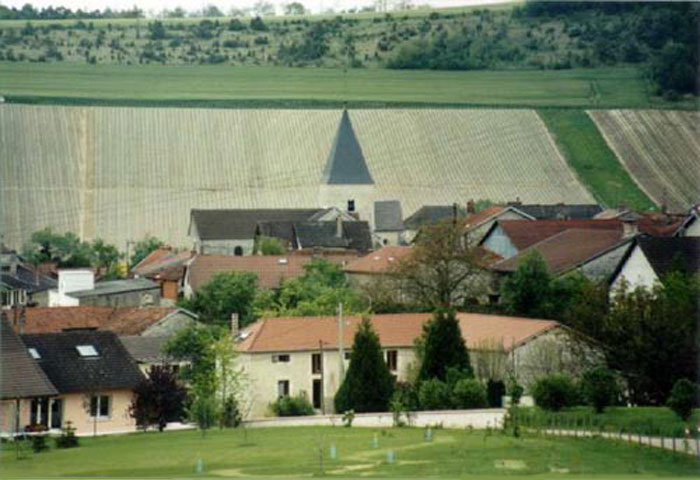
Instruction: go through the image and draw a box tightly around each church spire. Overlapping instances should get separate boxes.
[321,110,374,185]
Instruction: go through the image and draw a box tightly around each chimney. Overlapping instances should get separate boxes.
[336,216,343,238]
[622,218,638,238]
[467,200,475,214]
[230,313,239,339]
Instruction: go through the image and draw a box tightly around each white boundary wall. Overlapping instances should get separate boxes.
[244,409,505,429]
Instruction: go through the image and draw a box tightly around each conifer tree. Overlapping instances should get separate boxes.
[419,308,472,382]
[334,317,394,413]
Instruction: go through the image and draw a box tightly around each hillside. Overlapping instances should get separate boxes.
[0,2,696,100]
[0,105,594,249]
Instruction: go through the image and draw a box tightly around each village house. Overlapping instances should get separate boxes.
[183,252,359,298]
[675,205,700,237]
[1,246,56,308]
[344,245,413,290]
[609,236,700,293]
[49,270,160,308]
[372,200,405,247]
[131,247,194,304]
[20,330,144,436]
[235,312,601,419]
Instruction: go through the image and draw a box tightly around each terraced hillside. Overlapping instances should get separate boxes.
[0,105,593,248]
[589,110,700,212]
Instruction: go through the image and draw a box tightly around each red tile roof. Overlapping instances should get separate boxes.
[494,219,622,250]
[188,252,360,291]
[463,206,507,230]
[344,246,413,274]
[238,312,559,353]
[132,248,193,279]
[492,229,624,275]
[19,306,186,335]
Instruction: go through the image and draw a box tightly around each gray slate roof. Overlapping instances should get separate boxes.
[0,317,58,400]
[374,200,404,231]
[403,205,468,229]
[119,335,172,364]
[68,278,158,298]
[637,236,700,277]
[21,330,144,394]
[294,221,372,253]
[321,110,374,185]
[0,264,56,294]
[513,204,603,220]
[191,209,323,241]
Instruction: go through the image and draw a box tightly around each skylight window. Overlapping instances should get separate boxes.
[28,348,40,359]
[76,345,99,357]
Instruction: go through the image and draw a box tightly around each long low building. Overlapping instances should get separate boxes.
[236,312,601,418]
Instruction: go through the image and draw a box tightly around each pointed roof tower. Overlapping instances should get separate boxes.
[321,110,374,185]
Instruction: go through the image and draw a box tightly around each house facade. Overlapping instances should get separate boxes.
[49,270,160,308]
[236,313,601,419]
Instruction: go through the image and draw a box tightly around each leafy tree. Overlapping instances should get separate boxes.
[90,238,121,278]
[185,271,258,326]
[418,309,472,382]
[188,386,218,436]
[531,374,578,411]
[335,317,394,413]
[130,365,187,431]
[650,41,698,97]
[667,379,697,422]
[130,235,164,267]
[201,4,224,17]
[393,220,487,308]
[148,20,166,40]
[417,378,450,410]
[580,367,620,413]
[500,251,552,317]
[255,236,286,255]
[250,16,268,31]
[283,2,307,15]
[164,325,224,384]
[228,18,246,31]
[278,22,329,63]
[22,228,92,268]
[451,379,488,409]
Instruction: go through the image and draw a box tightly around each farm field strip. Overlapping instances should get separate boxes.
[0,105,593,249]
[589,110,700,211]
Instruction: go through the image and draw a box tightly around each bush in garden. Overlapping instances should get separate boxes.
[418,378,450,410]
[532,374,578,411]
[580,367,621,413]
[667,378,698,422]
[508,377,524,406]
[270,394,314,416]
[30,435,48,453]
[451,379,488,409]
[54,421,79,449]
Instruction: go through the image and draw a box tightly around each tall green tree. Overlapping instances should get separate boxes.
[185,271,258,326]
[500,251,553,318]
[335,317,394,413]
[418,308,472,382]
[22,228,92,268]
[130,235,164,267]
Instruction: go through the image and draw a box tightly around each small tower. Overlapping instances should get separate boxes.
[319,110,375,225]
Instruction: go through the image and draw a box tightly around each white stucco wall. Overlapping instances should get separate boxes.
[481,225,518,259]
[610,244,658,294]
[201,239,255,256]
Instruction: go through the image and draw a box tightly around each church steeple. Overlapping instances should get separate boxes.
[321,110,374,185]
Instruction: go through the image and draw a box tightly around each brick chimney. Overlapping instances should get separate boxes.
[467,200,475,214]
[230,313,239,338]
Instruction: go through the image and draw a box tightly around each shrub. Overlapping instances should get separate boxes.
[532,374,578,411]
[228,18,246,31]
[250,16,268,32]
[54,422,79,449]
[30,435,48,453]
[418,379,450,410]
[580,367,621,413]
[270,394,314,416]
[342,409,355,427]
[451,379,488,409]
[392,381,419,411]
[508,378,524,406]
[667,378,698,422]
[487,379,506,408]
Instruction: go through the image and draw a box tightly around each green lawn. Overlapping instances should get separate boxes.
[537,109,656,210]
[0,426,697,478]
[0,63,688,109]
[521,406,700,439]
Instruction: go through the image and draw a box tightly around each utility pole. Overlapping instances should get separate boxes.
[337,302,345,383]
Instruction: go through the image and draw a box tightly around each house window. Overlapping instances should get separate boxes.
[311,353,322,374]
[385,350,398,372]
[272,354,290,363]
[344,351,351,360]
[28,348,40,360]
[277,380,290,398]
[234,246,243,256]
[89,395,110,419]
[76,345,99,357]
[347,200,355,212]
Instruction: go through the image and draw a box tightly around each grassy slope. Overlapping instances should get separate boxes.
[0,426,697,478]
[537,109,656,210]
[0,63,682,108]
[521,406,700,438]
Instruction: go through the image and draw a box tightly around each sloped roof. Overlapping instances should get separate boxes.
[187,252,359,291]
[190,209,323,241]
[485,219,622,251]
[492,229,624,275]
[21,330,144,393]
[132,248,193,279]
[0,317,57,400]
[0,264,56,294]
[238,312,559,354]
[374,201,404,231]
[345,246,413,274]
[512,204,603,220]
[68,278,158,298]
[19,306,194,335]
[321,110,374,185]
[119,335,172,364]
[403,205,468,230]
[637,236,700,277]
[462,206,508,230]
[293,221,372,253]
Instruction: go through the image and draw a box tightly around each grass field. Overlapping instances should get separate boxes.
[0,426,697,478]
[521,407,700,439]
[537,109,656,210]
[0,63,691,109]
